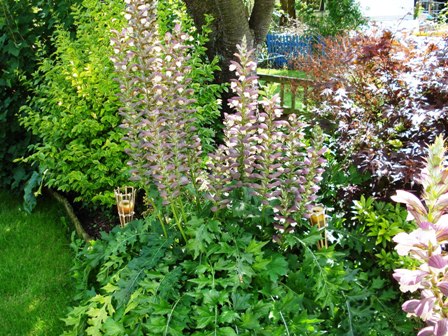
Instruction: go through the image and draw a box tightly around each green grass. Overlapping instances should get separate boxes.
[257,68,306,78]
[258,68,308,111]
[0,191,74,336]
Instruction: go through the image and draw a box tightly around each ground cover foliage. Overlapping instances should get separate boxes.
[61,1,426,334]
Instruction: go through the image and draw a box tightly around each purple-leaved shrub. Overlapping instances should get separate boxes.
[292,29,448,196]
[207,44,327,238]
[392,135,448,335]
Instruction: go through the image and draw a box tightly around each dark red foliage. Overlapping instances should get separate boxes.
[290,30,448,196]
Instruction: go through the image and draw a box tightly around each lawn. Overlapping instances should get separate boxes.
[0,191,74,336]
[258,68,309,112]
[257,67,306,78]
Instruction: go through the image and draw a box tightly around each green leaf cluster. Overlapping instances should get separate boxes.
[350,195,417,271]
[0,0,76,191]
[63,214,325,335]
[296,0,367,37]
[63,189,421,335]
[19,0,128,207]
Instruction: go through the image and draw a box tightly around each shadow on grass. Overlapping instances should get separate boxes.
[0,191,74,336]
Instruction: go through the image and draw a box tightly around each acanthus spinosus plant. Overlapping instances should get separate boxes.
[111,0,202,239]
[207,44,327,240]
[112,0,326,243]
[392,135,448,336]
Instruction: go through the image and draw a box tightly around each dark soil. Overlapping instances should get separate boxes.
[71,201,118,239]
[63,190,147,239]
[76,207,117,239]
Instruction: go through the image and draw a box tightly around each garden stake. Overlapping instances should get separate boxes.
[114,186,136,227]
[309,206,327,249]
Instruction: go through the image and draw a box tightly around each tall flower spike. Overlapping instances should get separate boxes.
[392,135,448,333]
[207,44,327,239]
[112,0,202,206]
[111,0,161,181]
[207,45,259,209]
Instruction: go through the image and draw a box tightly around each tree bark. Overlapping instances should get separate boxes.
[249,0,277,45]
[183,0,274,83]
[183,0,275,117]
[280,0,297,26]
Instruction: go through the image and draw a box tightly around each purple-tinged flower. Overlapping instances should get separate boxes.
[428,254,448,270]
[392,136,448,333]
[414,296,437,321]
[434,319,448,336]
[436,215,448,242]
[418,326,435,336]
[393,269,427,292]
[403,299,420,315]
[437,282,448,296]
[393,228,438,260]
[391,190,428,224]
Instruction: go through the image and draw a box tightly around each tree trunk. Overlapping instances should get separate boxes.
[183,0,274,82]
[183,0,275,117]
[280,0,297,26]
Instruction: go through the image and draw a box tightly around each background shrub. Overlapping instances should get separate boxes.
[291,30,448,197]
[20,0,128,207]
[295,0,366,37]
[0,0,77,191]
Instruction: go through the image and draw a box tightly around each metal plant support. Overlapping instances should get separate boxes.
[114,186,136,227]
[309,205,327,249]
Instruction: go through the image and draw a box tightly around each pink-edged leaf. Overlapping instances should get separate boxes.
[393,268,428,289]
[402,299,420,314]
[428,254,448,269]
[434,193,448,214]
[415,296,436,321]
[393,229,436,259]
[393,232,416,256]
[420,221,436,230]
[436,215,448,242]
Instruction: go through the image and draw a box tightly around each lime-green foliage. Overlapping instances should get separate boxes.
[20,0,128,207]
[257,68,306,78]
[351,196,417,271]
[0,191,74,335]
